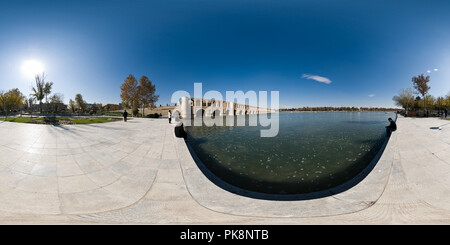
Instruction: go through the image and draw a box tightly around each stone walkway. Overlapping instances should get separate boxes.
[0,117,449,224]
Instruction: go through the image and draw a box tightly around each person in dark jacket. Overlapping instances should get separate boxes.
[123,110,128,122]
[385,118,397,136]
[445,108,448,118]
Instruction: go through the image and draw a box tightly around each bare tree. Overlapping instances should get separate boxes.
[49,93,64,114]
[23,96,30,114]
[28,97,35,117]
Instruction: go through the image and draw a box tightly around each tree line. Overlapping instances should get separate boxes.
[0,73,61,118]
[0,73,129,118]
[280,107,398,112]
[393,74,449,117]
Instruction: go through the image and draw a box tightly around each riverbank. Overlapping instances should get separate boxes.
[280,110,398,113]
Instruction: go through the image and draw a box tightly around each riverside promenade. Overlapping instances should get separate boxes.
[0,117,449,224]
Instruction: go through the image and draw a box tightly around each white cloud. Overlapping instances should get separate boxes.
[368,94,375,97]
[427,70,431,73]
[434,68,439,71]
[302,74,332,84]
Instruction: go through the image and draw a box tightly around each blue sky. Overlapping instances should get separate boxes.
[1,0,449,108]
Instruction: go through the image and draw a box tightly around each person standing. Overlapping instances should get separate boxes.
[168,110,172,124]
[445,108,448,118]
[123,110,128,122]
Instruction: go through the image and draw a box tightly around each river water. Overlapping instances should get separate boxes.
[184,112,395,194]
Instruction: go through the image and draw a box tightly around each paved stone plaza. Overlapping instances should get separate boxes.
[0,117,449,224]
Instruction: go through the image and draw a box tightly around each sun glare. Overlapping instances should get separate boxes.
[21,60,45,78]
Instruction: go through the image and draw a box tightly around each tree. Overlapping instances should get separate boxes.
[28,97,35,117]
[104,104,120,111]
[69,99,76,113]
[23,96,30,112]
[43,81,53,111]
[392,88,415,114]
[137,76,159,117]
[412,74,431,115]
[120,74,138,117]
[423,94,436,110]
[30,73,53,114]
[0,88,25,119]
[49,93,64,113]
[31,74,46,113]
[446,92,450,109]
[9,89,25,113]
[436,96,445,111]
[0,91,8,119]
[75,93,87,114]
[90,103,99,115]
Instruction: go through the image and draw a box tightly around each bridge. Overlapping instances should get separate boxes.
[175,97,274,119]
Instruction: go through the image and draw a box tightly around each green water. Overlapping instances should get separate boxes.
[184,112,394,194]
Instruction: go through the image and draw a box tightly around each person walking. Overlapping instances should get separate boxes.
[445,108,448,118]
[385,118,397,137]
[168,110,172,124]
[123,110,128,122]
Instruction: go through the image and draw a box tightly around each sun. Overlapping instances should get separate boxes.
[21,59,45,78]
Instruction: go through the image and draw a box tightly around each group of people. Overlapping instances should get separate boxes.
[424,109,448,118]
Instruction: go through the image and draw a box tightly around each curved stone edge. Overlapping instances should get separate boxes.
[176,130,397,218]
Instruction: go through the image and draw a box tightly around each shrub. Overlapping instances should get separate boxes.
[407,110,417,117]
[146,113,160,118]
[133,108,139,116]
